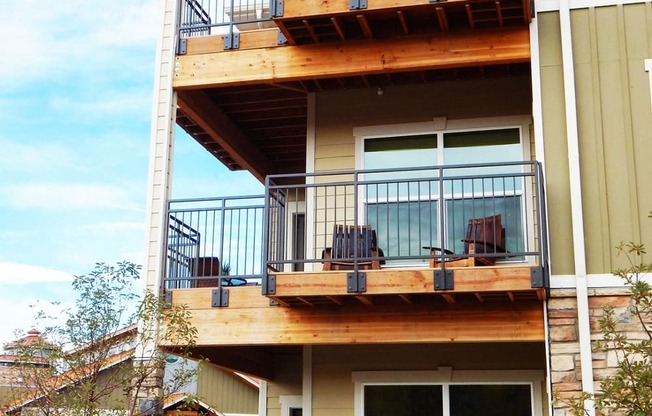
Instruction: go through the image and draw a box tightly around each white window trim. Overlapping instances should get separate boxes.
[279,395,302,416]
[353,115,536,265]
[352,368,544,416]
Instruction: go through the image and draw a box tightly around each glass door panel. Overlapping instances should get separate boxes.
[364,385,443,416]
[449,384,532,416]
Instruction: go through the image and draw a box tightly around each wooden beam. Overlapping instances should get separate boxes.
[176,90,275,182]
[356,14,374,38]
[164,288,545,345]
[397,10,410,34]
[330,16,347,41]
[173,27,530,89]
[436,7,449,31]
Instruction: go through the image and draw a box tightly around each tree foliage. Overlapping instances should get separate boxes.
[4,262,200,416]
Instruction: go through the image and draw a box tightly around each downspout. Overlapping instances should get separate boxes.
[558,0,595,414]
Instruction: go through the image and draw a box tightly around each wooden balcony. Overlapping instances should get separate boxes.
[173,0,533,181]
[163,162,549,306]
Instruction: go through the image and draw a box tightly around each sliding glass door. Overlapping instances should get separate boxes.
[362,127,526,264]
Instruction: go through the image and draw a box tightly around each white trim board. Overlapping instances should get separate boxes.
[551,273,652,288]
[645,59,652,110]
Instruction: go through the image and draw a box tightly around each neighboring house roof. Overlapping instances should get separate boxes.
[164,392,225,416]
[2,348,134,414]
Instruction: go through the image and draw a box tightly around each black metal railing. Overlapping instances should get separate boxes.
[165,195,266,289]
[265,161,549,281]
[177,0,275,43]
[163,161,549,291]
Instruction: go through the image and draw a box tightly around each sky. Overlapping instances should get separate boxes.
[0,1,262,347]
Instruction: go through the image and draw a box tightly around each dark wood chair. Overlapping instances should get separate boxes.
[323,225,382,271]
[430,214,505,268]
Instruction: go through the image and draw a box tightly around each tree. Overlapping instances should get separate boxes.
[3,261,200,416]
[561,239,652,416]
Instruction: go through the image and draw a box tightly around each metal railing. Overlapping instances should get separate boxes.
[265,161,549,281]
[165,195,266,290]
[163,161,549,291]
[177,0,275,42]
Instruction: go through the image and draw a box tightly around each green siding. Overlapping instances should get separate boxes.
[538,3,652,275]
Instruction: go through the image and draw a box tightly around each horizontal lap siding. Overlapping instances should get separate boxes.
[311,344,546,416]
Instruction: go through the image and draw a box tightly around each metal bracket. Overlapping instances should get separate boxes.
[163,291,173,306]
[347,271,367,293]
[434,269,454,290]
[349,0,367,10]
[177,38,187,55]
[224,33,240,50]
[263,274,276,295]
[211,288,229,307]
[277,30,288,45]
[273,0,284,17]
[531,267,544,288]
[428,0,446,3]
[269,299,279,306]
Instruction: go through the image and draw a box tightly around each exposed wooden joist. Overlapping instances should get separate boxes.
[177,90,274,181]
[302,19,319,43]
[465,4,475,28]
[173,27,530,89]
[330,16,347,40]
[356,14,374,38]
[495,1,504,26]
[397,10,410,34]
[436,7,449,31]
[356,295,374,306]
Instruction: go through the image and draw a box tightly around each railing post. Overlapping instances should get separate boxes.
[347,170,366,293]
[262,177,274,295]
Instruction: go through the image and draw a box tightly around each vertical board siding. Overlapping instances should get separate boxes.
[538,4,652,275]
[570,3,652,273]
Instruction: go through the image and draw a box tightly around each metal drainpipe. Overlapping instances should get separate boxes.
[558,0,595,414]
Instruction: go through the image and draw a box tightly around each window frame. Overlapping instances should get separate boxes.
[354,116,534,265]
[352,368,544,416]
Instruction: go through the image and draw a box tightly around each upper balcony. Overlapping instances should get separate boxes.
[172,0,534,183]
[164,160,549,309]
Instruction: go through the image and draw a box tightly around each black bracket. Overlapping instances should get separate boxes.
[177,38,187,55]
[531,267,544,288]
[224,33,240,50]
[428,0,447,3]
[273,0,284,17]
[347,271,367,293]
[277,30,288,45]
[349,0,367,10]
[263,274,276,295]
[211,288,229,307]
[163,291,173,306]
[434,269,454,290]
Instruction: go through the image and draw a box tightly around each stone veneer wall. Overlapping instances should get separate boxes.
[548,287,640,414]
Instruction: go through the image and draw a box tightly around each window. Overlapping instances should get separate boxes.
[357,118,530,264]
[353,370,543,416]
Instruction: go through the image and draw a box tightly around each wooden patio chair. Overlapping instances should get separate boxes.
[322,224,382,271]
[430,214,505,268]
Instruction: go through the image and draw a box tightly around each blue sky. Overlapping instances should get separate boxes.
[0,1,262,346]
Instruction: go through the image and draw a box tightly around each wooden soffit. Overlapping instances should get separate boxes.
[173,26,530,89]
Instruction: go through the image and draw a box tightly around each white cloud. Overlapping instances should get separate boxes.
[1,183,140,211]
[0,139,78,174]
[0,1,159,90]
[0,262,74,285]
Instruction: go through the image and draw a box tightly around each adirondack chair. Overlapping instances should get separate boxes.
[430,214,505,268]
[322,224,382,271]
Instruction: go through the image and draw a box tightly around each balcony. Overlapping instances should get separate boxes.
[164,161,549,308]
